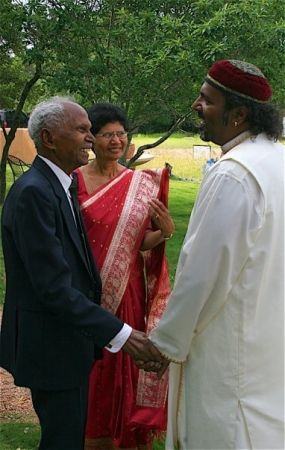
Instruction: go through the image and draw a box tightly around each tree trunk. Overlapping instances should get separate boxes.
[0,63,41,205]
[0,127,16,203]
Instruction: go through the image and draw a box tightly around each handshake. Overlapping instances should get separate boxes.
[122,329,169,378]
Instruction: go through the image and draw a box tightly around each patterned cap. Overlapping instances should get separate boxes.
[206,59,272,103]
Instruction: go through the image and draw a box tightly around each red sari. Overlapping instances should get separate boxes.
[76,167,171,449]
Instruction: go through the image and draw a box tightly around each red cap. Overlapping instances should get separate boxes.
[206,59,272,103]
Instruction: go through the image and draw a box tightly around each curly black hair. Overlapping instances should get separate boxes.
[224,93,282,141]
[224,94,282,142]
[87,103,129,136]
[206,79,283,141]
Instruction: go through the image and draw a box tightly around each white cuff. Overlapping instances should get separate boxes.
[105,323,132,353]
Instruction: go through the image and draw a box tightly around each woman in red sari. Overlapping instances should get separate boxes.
[75,103,174,450]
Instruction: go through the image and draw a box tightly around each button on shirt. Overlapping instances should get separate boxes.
[38,156,132,352]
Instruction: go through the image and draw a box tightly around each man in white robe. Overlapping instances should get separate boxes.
[149,60,284,449]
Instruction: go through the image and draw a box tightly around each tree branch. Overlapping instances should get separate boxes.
[126,110,192,167]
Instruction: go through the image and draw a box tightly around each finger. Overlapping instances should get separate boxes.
[135,359,162,368]
[150,212,161,223]
[149,206,160,221]
[135,360,147,369]
[123,330,151,361]
[145,363,163,372]
[149,199,163,214]
[157,362,169,379]
[145,340,165,361]
[135,339,164,363]
[140,361,163,372]
[152,212,160,220]
[135,359,161,371]
[149,199,168,212]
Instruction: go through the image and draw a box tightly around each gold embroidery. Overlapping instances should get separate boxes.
[100,170,162,314]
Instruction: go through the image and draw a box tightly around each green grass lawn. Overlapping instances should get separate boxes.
[133,131,207,149]
[0,423,40,450]
[166,178,197,283]
[131,132,220,182]
[0,424,166,450]
[1,422,167,450]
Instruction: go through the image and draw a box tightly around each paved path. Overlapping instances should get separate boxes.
[0,367,37,422]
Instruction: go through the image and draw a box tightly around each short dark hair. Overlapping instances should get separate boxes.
[222,90,282,141]
[87,102,129,136]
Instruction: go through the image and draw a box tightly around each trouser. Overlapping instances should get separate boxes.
[31,382,88,450]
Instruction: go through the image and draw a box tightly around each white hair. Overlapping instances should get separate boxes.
[28,96,83,150]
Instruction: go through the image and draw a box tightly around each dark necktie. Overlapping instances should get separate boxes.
[69,175,93,276]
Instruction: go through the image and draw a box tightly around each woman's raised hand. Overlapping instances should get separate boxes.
[149,198,175,238]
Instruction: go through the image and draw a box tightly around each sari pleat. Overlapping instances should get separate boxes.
[76,167,171,449]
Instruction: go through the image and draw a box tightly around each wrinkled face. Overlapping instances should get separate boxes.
[93,121,128,162]
[45,103,94,174]
[192,82,234,146]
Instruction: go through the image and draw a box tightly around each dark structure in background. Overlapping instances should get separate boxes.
[0,110,29,128]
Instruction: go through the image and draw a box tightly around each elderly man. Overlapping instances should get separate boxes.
[150,60,284,449]
[0,97,163,450]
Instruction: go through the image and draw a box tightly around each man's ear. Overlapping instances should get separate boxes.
[232,105,249,126]
[41,128,55,149]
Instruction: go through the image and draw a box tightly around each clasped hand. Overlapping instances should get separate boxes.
[122,330,169,378]
[149,198,175,237]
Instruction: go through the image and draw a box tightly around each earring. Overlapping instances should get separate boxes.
[234,121,238,127]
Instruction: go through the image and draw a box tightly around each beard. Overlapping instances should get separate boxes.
[198,122,211,142]
[196,112,211,142]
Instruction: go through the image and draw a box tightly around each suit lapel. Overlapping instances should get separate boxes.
[32,157,93,277]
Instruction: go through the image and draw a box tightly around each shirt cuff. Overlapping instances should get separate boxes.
[105,323,132,353]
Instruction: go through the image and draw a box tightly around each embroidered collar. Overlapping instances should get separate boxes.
[221,131,252,155]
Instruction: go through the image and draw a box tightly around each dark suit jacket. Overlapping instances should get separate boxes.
[0,156,123,390]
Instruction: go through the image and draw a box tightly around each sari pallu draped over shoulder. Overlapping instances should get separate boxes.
[79,167,171,409]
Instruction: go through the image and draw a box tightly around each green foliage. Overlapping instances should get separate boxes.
[188,0,285,104]
[0,0,284,124]
[47,3,199,128]
[0,58,28,109]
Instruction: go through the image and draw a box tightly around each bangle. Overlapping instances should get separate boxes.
[162,232,173,240]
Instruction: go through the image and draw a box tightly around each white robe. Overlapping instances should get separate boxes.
[151,133,284,449]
